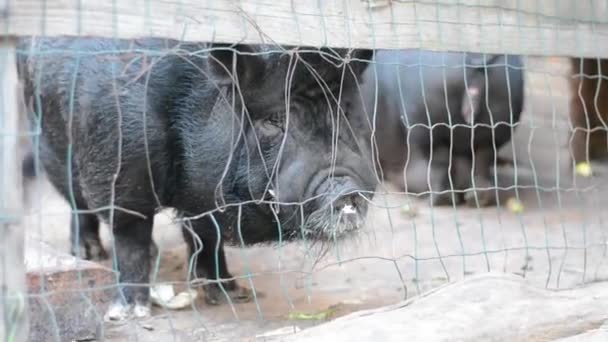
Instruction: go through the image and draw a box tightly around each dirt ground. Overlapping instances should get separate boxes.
[21,56,608,341]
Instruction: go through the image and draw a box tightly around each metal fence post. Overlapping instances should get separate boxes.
[0,36,29,342]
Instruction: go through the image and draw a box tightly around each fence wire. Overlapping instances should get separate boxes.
[2,1,608,342]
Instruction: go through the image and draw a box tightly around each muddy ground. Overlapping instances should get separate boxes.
[21,56,608,341]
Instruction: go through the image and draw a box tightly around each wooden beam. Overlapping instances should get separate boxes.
[282,273,608,342]
[4,0,608,58]
[0,38,29,342]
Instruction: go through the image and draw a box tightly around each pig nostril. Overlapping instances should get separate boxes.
[332,192,361,215]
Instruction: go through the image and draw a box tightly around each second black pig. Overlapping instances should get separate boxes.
[361,50,524,206]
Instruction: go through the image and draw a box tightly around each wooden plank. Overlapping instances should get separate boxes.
[0,38,29,342]
[25,237,118,342]
[553,323,608,342]
[3,0,608,58]
[279,273,608,342]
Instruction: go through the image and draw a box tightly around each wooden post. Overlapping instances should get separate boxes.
[0,37,29,342]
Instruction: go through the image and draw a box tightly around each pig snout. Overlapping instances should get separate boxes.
[328,181,367,216]
[303,177,369,239]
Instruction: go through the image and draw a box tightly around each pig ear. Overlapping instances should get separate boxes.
[350,49,374,75]
[466,53,501,69]
[466,53,486,68]
[350,49,374,63]
[321,48,374,75]
[208,43,266,86]
[461,76,485,125]
[338,48,374,75]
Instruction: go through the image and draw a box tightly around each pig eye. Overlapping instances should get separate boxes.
[342,102,353,119]
[268,113,285,126]
[259,113,284,135]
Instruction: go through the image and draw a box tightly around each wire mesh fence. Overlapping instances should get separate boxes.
[3,1,608,341]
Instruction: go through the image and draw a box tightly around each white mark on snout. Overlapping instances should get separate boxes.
[341,204,357,215]
[268,189,280,214]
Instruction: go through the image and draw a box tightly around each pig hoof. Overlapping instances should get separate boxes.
[431,191,458,207]
[133,304,152,318]
[71,241,109,261]
[88,243,109,261]
[71,245,87,260]
[464,190,495,207]
[204,281,253,305]
[104,301,151,323]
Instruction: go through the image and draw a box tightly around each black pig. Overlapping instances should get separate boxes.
[361,50,524,206]
[17,37,376,320]
[569,58,608,165]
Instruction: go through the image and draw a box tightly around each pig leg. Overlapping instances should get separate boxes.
[43,164,108,261]
[405,146,461,206]
[21,150,37,180]
[569,57,595,165]
[464,148,497,207]
[451,156,474,193]
[569,57,608,165]
[182,218,252,306]
[104,214,155,321]
[70,210,108,261]
[69,208,160,263]
[430,146,465,206]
